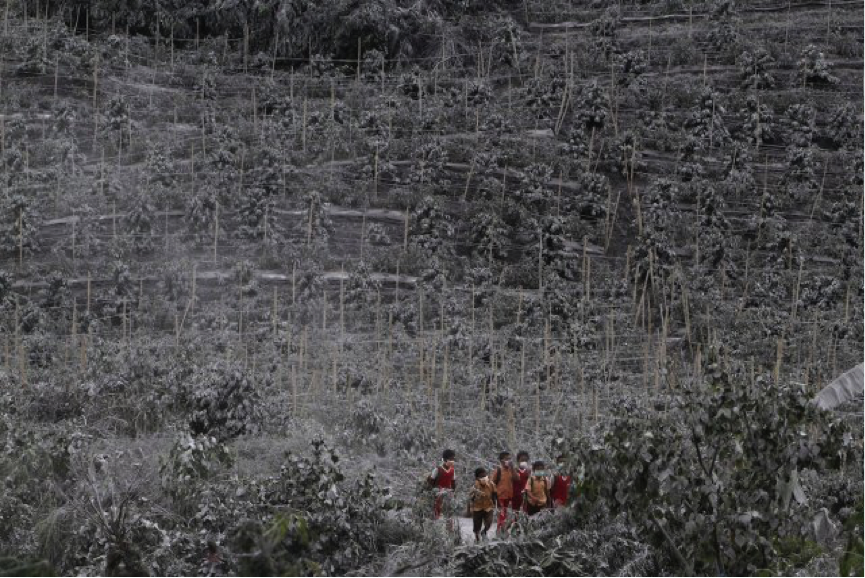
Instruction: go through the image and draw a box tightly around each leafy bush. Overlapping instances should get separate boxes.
[160,433,234,508]
[738,48,775,89]
[797,44,839,86]
[686,87,729,149]
[785,103,815,147]
[410,196,454,258]
[576,81,607,133]
[0,194,41,258]
[567,378,854,576]
[235,439,399,575]
[825,104,861,150]
[188,361,260,442]
[739,95,775,147]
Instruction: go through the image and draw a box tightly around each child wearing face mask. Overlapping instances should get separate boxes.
[469,467,496,542]
[492,451,520,534]
[511,451,531,514]
[550,454,574,508]
[525,460,551,516]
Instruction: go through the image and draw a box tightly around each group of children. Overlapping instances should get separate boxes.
[427,449,574,542]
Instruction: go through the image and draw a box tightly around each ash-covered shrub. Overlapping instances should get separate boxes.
[160,432,233,508]
[739,95,776,147]
[566,376,855,576]
[797,44,839,86]
[234,439,400,576]
[738,47,775,89]
[0,194,41,258]
[188,361,260,442]
[410,195,454,258]
[825,103,862,150]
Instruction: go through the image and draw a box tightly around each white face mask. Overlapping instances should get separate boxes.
[480,476,490,483]
[519,461,529,469]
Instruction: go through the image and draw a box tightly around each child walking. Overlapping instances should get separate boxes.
[511,450,531,514]
[492,451,520,534]
[550,454,574,508]
[428,449,456,520]
[468,467,496,542]
[524,460,551,516]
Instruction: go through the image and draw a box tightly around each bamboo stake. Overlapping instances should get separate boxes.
[774,337,784,384]
[403,209,409,252]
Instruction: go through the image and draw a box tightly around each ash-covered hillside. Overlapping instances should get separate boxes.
[0,1,862,576]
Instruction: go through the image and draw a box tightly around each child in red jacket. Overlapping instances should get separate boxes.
[550,454,574,508]
[511,450,531,514]
[429,449,456,519]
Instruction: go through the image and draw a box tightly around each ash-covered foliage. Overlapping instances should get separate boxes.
[565,375,859,576]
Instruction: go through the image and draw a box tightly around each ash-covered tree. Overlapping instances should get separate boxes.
[301,190,332,248]
[208,125,242,187]
[185,189,221,245]
[345,260,381,314]
[613,49,648,88]
[50,102,81,173]
[797,44,839,86]
[573,171,609,220]
[144,142,179,207]
[193,66,219,101]
[846,150,863,190]
[797,274,845,313]
[410,195,453,258]
[686,86,730,149]
[0,270,13,312]
[825,103,862,150]
[15,32,50,75]
[782,145,819,205]
[363,222,391,247]
[538,215,576,282]
[360,48,385,83]
[631,178,680,289]
[159,261,191,304]
[294,262,324,327]
[694,182,736,286]
[608,130,645,179]
[0,193,41,259]
[576,81,607,134]
[61,204,101,262]
[720,143,756,198]
[513,162,555,213]
[737,47,775,90]
[101,93,134,150]
[40,271,70,312]
[357,108,392,158]
[561,124,589,168]
[524,73,566,121]
[676,136,707,183]
[408,140,449,187]
[705,0,742,61]
[823,198,862,280]
[124,188,156,254]
[470,211,509,265]
[232,259,259,298]
[747,185,788,255]
[236,185,282,246]
[785,103,815,147]
[589,6,620,58]
[100,260,138,323]
[489,14,524,69]
[738,95,775,147]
